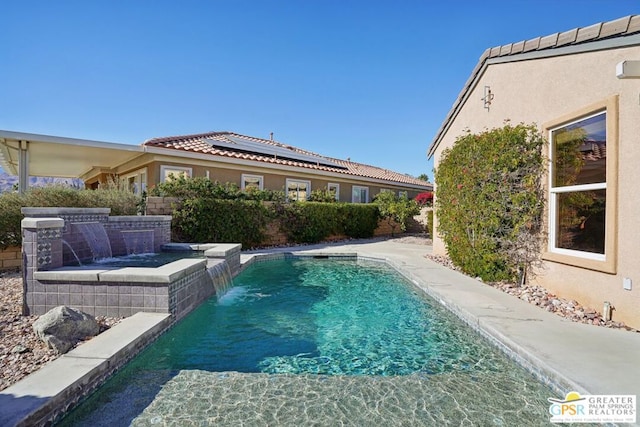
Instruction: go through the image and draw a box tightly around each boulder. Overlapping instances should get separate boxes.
[33,306,99,354]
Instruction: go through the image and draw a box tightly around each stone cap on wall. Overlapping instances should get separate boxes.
[21,207,112,216]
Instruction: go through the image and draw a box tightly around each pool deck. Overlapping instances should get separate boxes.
[1,237,639,426]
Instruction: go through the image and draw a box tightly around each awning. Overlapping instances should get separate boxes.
[0,130,145,192]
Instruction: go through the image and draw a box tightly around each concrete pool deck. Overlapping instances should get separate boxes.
[1,237,638,426]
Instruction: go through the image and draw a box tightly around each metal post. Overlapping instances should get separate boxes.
[18,140,29,194]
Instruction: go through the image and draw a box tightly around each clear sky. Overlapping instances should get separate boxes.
[1,1,637,180]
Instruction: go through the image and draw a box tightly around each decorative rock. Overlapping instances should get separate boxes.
[11,344,29,354]
[32,306,100,354]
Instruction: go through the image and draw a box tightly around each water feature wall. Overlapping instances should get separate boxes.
[21,207,234,318]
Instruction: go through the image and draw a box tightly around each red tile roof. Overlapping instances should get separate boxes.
[144,131,431,188]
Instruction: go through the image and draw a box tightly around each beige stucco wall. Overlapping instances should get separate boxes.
[431,45,640,328]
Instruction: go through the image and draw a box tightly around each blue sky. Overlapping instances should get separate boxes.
[1,1,637,180]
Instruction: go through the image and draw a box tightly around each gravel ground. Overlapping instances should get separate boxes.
[0,235,635,392]
[0,269,120,392]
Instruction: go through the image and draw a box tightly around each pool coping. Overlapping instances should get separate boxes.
[2,239,639,426]
[0,312,172,427]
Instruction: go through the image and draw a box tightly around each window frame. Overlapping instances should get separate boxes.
[543,96,618,274]
[328,183,340,201]
[119,167,147,194]
[286,178,311,201]
[160,165,192,183]
[241,174,264,191]
[352,185,369,203]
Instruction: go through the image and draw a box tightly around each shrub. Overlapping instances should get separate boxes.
[373,191,420,236]
[171,198,270,248]
[0,185,140,249]
[426,209,434,238]
[150,176,285,202]
[434,123,546,283]
[338,203,379,238]
[308,189,338,203]
[276,202,340,244]
[415,191,433,206]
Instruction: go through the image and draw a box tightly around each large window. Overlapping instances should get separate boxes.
[352,186,369,203]
[160,165,192,182]
[546,97,617,273]
[242,174,264,191]
[286,179,311,201]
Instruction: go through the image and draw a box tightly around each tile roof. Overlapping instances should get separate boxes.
[143,131,431,188]
[428,15,640,158]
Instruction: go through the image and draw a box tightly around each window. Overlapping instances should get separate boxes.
[545,97,617,273]
[352,186,369,203]
[286,179,311,201]
[242,174,264,191]
[398,191,408,199]
[119,168,147,194]
[160,165,192,182]
[328,183,340,201]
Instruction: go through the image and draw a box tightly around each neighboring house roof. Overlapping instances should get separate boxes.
[144,131,431,189]
[427,15,640,158]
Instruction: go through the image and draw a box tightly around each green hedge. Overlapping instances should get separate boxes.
[0,185,140,249]
[171,198,270,248]
[434,123,545,283]
[276,202,381,244]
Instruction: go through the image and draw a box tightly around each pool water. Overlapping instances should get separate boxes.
[58,258,556,426]
[85,251,203,268]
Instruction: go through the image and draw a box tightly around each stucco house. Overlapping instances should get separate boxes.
[427,15,640,329]
[0,130,431,201]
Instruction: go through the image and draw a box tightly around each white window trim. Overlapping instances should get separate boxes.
[548,111,606,262]
[328,183,340,201]
[352,185,369,203]
[286,178,311,201]
[543,96,618,274]
[160,165,192,182]
[241,174,264,191]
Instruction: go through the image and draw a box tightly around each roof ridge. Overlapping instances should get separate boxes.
[485,15,639,60]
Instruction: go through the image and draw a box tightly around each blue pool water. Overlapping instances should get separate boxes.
[58,258,555,426]
[85,251,203,268]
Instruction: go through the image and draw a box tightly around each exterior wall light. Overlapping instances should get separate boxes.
[616,61,640,79]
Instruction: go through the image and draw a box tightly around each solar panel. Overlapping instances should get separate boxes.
[205,136,346,169]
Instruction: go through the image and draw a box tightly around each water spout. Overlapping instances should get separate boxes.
[206,260,234,298]
[61,240,83,266]
[74,222,113,260]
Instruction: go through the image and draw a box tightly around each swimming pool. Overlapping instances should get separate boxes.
[58,257,554,425]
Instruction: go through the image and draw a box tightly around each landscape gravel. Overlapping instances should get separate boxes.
[0,269,120,392]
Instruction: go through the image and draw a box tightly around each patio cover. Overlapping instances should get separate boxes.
[0,130,144,193]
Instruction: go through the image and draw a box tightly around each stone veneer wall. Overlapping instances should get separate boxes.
[20,208,174,316]
[0,246,22,270]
